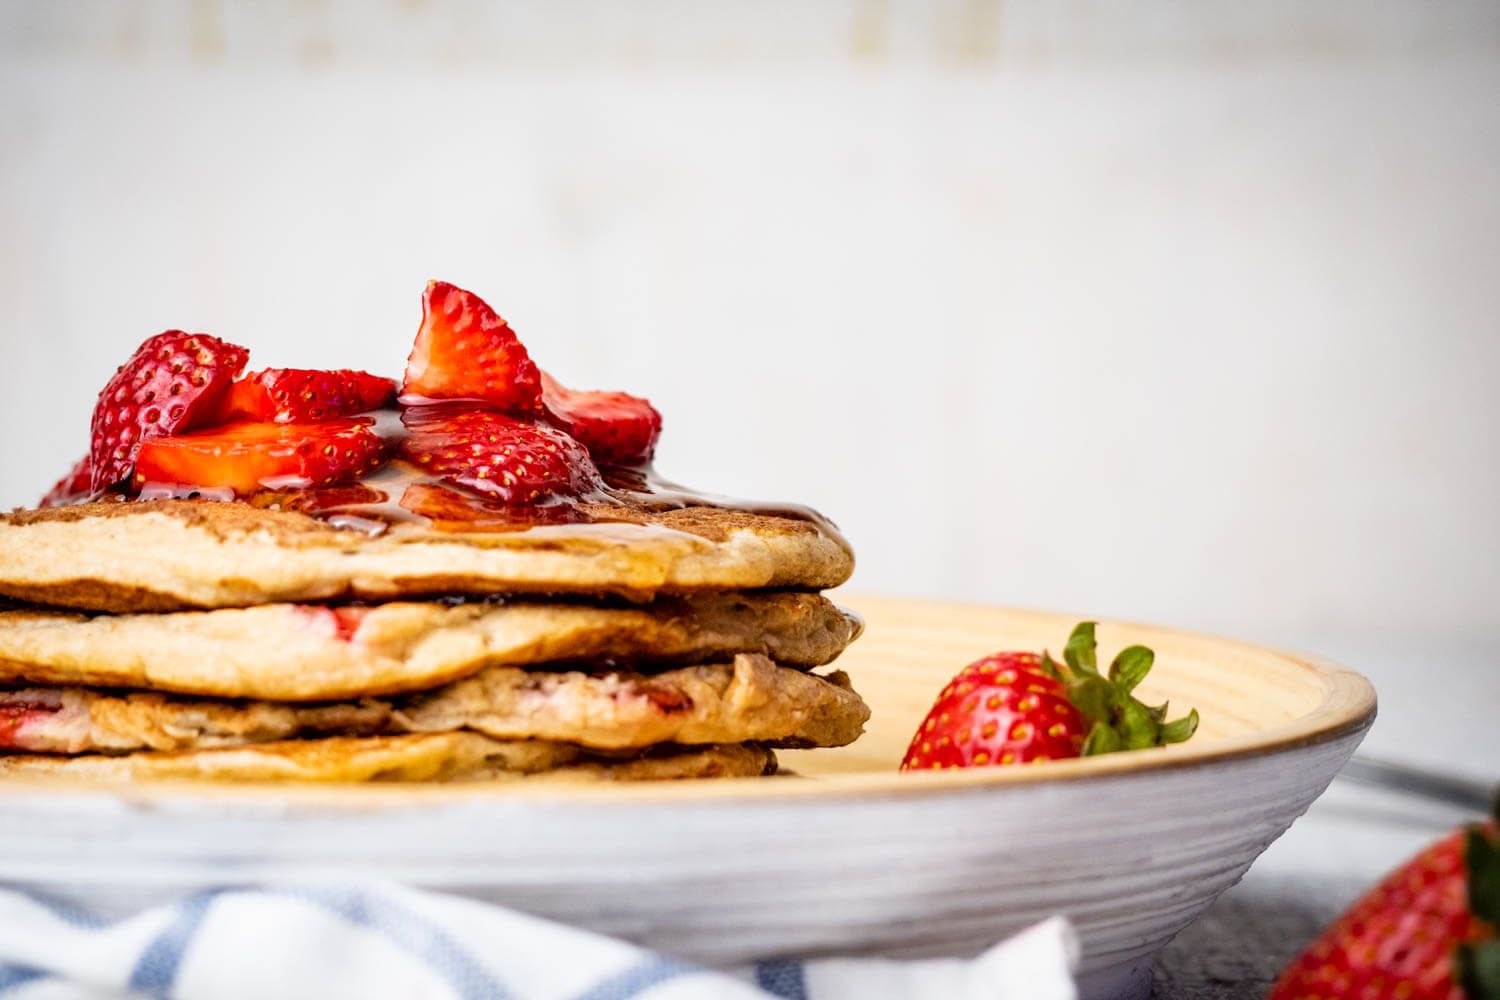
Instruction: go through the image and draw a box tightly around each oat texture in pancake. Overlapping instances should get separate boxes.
[0,733,776,784]
[0,592,861,700]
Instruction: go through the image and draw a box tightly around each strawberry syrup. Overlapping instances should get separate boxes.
[126,405,846,546]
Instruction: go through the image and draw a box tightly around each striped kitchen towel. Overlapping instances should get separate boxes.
[0,880,1077,1000]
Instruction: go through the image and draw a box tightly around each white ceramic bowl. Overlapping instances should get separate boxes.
[0,598,1375,999]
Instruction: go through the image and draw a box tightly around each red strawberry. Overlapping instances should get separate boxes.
[400,281,541,411]
[40,455,94,507]
[0,694,61,750]
[244,483,387,514]
[89,331,250,492]
[541,372,662,466]
[903,651,1087,768]
[900,622,1198,770]
[399,407,601,506]
[134,419,386,496]
[398,481,591,530]
[297,605,372,642]
[221,368,395,423]
[1271,804,1499,1000]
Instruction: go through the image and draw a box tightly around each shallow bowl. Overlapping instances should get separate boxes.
[0,597,1375,999]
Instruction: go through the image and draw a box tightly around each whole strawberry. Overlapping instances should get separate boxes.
[89,331,249,493]
[1270,802,1499,1000]
[900,622,1198,770]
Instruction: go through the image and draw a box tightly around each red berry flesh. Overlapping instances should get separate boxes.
[89,331,249,493]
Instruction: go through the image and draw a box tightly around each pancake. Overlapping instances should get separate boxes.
[0,499,853,613]
[0,655,868,754]
[0,592,861,701]
[395,655,867,750]
[0,733,776,783]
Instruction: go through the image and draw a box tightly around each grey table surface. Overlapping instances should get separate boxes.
[1147,628,1497,999]
[1149,781,1480,998]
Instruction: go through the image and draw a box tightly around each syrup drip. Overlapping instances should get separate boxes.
[599,467,843,539]
[108,405,847,549]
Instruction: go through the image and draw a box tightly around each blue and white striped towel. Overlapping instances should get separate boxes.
[0,880,1077,1000]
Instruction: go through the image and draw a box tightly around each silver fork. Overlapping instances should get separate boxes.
[1337,755,1496,813]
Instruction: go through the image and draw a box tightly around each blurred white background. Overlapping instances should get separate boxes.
[0,1,1495,772]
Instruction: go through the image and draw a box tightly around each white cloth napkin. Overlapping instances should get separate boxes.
[0,880,1078,1000]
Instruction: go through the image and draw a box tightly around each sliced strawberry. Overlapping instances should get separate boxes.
[399,407,601,505]
[296,605,372,642]
[0,693,63,750]
[399,481,590,530]
[400,281,541,411]
[541,372,662,466]
[40,455,94,507]
[90,331,250,492]
[134,419,386,495]
[221,368,395,423]
[245,484,387,515]
[330,606,371,640]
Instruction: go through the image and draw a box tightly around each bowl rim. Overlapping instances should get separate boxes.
[0,599,1377,810]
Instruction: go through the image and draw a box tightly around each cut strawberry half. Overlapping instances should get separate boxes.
[134,419,386,496]
[221,368,395,423]
[399,407,601,505]
[89,331,250,492]
[541,372,662,466]
[400,281,542,411]
[40,455,94,507]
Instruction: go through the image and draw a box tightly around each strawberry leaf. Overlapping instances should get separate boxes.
[1053,622,1200,757]
[1458,940,1500,1000]
[1081,721,1122,756]
[1063,621,1098,675]
[1119,699,1159,750]
[1161,709,1200,745]
[1470,822,1500,927]
[1067,675,1112,725]
[1108,645,1154,693]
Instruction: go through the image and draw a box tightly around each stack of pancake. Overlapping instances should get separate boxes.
[0,499,865,783]
[0,279,868,783]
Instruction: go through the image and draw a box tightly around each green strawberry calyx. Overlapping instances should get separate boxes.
[1457,796,1500,1000]
[1039,621,1199,757]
